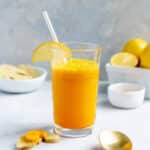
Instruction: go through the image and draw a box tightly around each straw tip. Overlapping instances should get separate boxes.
[42,10,47,15]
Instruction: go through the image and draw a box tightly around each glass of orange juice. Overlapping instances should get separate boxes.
[51,42,101,137]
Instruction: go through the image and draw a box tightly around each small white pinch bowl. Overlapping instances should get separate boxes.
[108,83,145,109]
[0,66,47,93]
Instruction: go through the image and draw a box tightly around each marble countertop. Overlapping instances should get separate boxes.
[0,81,150,150]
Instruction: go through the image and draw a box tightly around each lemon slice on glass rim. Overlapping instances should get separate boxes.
[32,41,71,63]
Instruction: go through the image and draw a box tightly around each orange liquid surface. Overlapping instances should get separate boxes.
[52,59,99,129]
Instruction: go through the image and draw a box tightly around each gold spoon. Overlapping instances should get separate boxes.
[99,130,132,150]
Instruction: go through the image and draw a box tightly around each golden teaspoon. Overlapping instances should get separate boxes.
[99,130,132,150]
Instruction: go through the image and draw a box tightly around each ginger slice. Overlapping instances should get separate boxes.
[24,130,48,142]
[16,136,41,150]
[16,130,61,150]
[36,130,48,139]
[24,131,41,143]
[17,64,39,78]
[43,133,61,143]
[0,64,32,80]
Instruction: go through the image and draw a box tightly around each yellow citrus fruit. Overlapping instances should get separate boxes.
[32,41,71,63]
[140,44,150,68]
[110,52,138,67]
[122,38,147,57]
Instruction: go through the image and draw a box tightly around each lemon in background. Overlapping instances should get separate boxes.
[140,44,150,68]
[122,38,147,57]
[110,52,138,67]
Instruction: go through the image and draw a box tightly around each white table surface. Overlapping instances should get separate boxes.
[0,81,150,150]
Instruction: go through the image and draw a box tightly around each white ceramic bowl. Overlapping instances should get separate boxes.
[108,83,145,108]
[106,63,150,99]
[0,66,47,93]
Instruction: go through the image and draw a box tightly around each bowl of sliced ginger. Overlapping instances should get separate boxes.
[106,38,150,99]
[0,64,47,93]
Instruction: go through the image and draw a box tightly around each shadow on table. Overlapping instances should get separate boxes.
[0,90,38,96]
[97,99,114,109]
[97,93,116,110]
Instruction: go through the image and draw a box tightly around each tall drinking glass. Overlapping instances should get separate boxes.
[51,42,101,137]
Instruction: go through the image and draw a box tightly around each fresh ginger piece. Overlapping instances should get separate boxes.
[36,130,48,139]
[24,130,41,143]
[43,133,61,143]
[24,130,48,142]
[16,130,60,150]
[16,136,40,150]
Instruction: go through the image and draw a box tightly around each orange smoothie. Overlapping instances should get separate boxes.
[52,59,99,129]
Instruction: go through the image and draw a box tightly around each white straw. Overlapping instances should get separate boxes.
[42,11,58,42]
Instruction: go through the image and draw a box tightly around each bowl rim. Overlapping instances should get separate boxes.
[108,82,145,94]
[106,63,150,72]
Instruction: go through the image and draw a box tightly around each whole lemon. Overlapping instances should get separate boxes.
[122,38,147,57]
[140,44,150,68]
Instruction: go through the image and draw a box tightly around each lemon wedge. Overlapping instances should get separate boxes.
[122,38,147,57]
[32,41,71,63]
[110,52,138,67]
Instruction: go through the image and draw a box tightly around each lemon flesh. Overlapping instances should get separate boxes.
[140,44,150,68]
[122,38,147,57]
[32,41,71,63]
[110,52,138,67]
